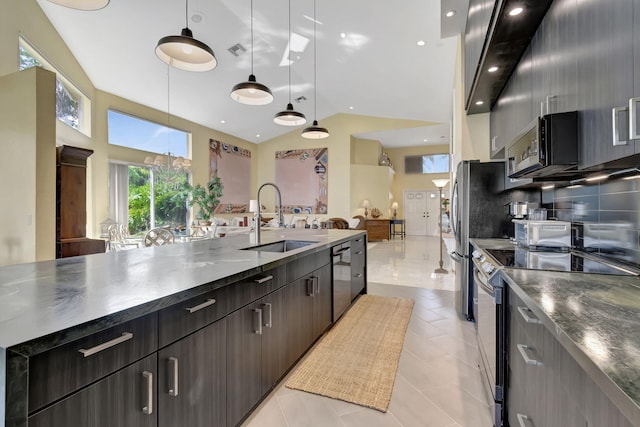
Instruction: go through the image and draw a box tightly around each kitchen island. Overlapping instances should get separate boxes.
[1,229,367,427]
[472,238,640,426]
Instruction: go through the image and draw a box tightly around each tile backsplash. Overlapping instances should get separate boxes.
[546,177,640,267]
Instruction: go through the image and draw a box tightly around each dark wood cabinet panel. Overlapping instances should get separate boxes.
[29,354,157,427]
[365,219,390,241]
[261,286,290,392]
[351,237,366,300]
[158,319,227,427]
[286,249,331,283]
[226,301,263,427]
[311,264,332,340]
[576,0,635,168]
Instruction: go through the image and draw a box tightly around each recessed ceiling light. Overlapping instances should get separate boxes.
[475,100,484,105]
[220,120,226,124]
[423,139,428,142]
[340,33,346,39]
[417,40,425,46]
[256,134,260,138]
[488,66,499,72]
[349,106,354,110]
[445,10,456,18]
[509,7,523,16]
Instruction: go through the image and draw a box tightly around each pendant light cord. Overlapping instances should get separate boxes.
[287,0,291,102]
[313,0,317,120]
[184,0,189,29]
[250,0,254,75]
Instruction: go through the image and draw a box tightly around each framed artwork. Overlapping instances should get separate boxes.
[209,139,251,213]
[275,148,328,214]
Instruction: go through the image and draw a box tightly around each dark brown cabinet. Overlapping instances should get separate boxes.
[364,219,390,241]
[29,354,158,427]
[158,318,227,427]
[350,235,366,299]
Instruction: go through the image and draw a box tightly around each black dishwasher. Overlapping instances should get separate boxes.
[332,243,352,321]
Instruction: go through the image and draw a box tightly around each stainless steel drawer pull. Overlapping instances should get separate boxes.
[630,97,640,139]
[262,303,272,328]
[254,275,274,284]
[517,413,531,427]
[306,277,314,296]
[185,298,216,314]
[168,357,179,397]
[142,371,153,414]
[355,251,363,255]
[253,308,263,335]
[517,344,542,366]
[78,332,133,357]
[517,306,541,324]
[313,276,319,294]
[355,273,363,278]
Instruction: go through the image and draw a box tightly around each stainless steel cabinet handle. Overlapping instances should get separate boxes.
[142,371,153,415]
[168,357,179,397]
[306,277,314,296]
[630,97,640,139]
[517,413,531,427]
[517,344,542,366]
[313,276,319,294]
[253,308,263,335]
[517,306,541,324]
[185,298,216,314]
[355,251,363,255]
[355,273,363,278]
[262,303,272,328]
[78,332,133,357]
[612,106,629,146]
[254,275,274,284]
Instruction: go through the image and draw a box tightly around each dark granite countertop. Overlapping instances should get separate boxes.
[471,238,640,425]
[0,229,364,350]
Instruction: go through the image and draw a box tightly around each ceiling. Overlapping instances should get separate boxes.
[35,0,465,148]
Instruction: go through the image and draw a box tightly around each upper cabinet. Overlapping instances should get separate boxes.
[464,0,497,104]
[576,0,635,169]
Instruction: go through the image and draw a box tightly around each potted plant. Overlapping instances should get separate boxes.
[188,177,224,224]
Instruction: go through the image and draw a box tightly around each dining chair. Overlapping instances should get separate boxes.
[108,224,140,251]
[144,227,175,247]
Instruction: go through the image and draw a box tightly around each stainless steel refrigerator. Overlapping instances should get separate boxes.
[450,160,511,320]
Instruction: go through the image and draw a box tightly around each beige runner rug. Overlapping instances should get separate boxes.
[285,294,414,412]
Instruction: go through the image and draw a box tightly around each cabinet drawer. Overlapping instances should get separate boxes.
[158,285,230,347]
[227,266,285,313]
[29,312,158,413]
[286,249,330,282]
[29,354,157,427]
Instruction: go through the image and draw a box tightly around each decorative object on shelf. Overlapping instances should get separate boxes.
[155,0,217,72]
[432,178,450,275]
[45,0,109,9]
[370,207,382,219]
[230,0,273,105]
[301,0,329,139]
[379,152,392,168]
[391,202,398,219]
[274,0,306,126]
[188,176,224,221]
[361,199,370,219]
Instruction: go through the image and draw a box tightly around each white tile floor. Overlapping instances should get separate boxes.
[242,235,494,427]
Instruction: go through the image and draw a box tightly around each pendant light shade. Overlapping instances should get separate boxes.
[302,120,329,139]
[302,0,329,139]
[274,0,306,126]
[231,74,274,105]
[155,0,217,72]
[45,0,109,10]
[231,0,273,105]
[274,103,307,125]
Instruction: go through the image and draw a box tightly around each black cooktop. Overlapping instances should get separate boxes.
[485,248,638,276]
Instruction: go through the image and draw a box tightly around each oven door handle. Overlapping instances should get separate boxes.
[450,252,462,263]
[474,268,495,297]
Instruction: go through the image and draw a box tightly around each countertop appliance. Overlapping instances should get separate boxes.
[512,219,571,250]
[450,160,512,321]
[507,111,578,179]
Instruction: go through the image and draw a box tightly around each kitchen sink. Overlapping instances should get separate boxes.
[241,240,318,253]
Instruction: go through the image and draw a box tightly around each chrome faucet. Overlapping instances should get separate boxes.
[256,182,284,245]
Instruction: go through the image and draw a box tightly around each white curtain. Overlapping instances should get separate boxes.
[109,163,129,227]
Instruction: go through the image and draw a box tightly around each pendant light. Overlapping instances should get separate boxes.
[230,0,274,105]
[156,0,217,72]
[301,0,329,139]
[45,0,109,10]
[274,0,306,126]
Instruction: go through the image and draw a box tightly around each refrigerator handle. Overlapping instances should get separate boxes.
[451,180,459,237]
[450,252,462,263]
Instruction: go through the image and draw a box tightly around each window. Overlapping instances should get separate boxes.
[19,37,91,135]
[404,154,450,174]
[107,110,189,158]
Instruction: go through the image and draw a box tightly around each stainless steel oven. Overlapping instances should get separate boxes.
[471,248,505,426]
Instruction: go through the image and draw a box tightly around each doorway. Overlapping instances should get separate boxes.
[403,190,441,236]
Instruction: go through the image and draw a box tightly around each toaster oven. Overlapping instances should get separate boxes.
[512,219,571,250]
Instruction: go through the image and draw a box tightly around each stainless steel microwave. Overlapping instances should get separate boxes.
[507,111,578,179]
